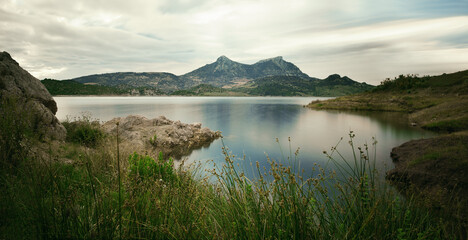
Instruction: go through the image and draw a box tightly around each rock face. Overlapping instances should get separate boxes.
[102,115,221,159]
[0,51,66,140]
[181,55,310,87]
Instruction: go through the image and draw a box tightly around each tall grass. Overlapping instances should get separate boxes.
[0,112,460,239]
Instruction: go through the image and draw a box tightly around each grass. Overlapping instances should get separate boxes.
[62,114,105,148]
[422,118,468,133]
[1,113,462,240]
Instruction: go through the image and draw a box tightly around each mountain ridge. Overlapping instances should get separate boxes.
[64,56,373,96]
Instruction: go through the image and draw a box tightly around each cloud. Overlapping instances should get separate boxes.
[1,0,468,84]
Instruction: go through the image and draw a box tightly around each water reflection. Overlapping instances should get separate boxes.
[54,96,434,180]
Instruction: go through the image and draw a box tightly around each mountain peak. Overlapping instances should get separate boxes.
[216,55,232,63]
[272,56,283,61]
[326,74,341,79]
[257,56,283,64]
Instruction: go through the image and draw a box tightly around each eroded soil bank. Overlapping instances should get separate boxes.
[386,132,468,230]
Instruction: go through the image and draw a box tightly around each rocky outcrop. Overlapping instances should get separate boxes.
[102,115,221,159]
[0,51,66,140]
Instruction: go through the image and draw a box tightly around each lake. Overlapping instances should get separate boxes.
[54,96,434,179]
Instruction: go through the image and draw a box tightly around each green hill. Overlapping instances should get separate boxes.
[41,79,125,95]
[236,75,374,96]
[41,79,165,96]
[307,70,468,132]
[170,84,248,96]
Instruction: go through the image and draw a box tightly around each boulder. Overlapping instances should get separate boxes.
[102,115,221,159]
[0,51,66,141]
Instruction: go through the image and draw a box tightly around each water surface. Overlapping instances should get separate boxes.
[55,96,433,178]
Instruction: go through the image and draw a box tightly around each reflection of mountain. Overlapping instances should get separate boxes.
[249,104,302,135]
[199,101,303,151]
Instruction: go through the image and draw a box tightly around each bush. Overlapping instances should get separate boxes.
[63,115,104,147]
[149,134,157,147]
[128,152,177,183]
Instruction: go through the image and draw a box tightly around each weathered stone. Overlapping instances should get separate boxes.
[0,51,66,141]
[102,115,221,159]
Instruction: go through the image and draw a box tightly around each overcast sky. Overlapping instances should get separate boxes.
[1,0,468,85]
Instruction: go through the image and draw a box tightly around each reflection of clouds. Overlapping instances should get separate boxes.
[55,96,433,178]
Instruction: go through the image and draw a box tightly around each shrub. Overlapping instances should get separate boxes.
[149,134,157,147]
[128,152,177,183]
[62,115,104,147]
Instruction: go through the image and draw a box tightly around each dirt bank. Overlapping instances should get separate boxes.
[386,132,468,229]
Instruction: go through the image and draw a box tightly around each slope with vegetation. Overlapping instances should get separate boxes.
[170,84,248,96]
[61,56,373,96]
[308,70,468,232]
[42,79,126,95]
[308,70,468,132]
[236,75,374,97]
[1,51,465,238]
[42,79,166,96]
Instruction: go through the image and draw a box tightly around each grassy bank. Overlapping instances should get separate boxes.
[387,132,468,221]
[0,113,463,239]
[306,70,468,238]
[307,70,468,132]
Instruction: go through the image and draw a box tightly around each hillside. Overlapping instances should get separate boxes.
[181,56,310,87]
[42,79,165,96]
[236,75,373,97]
[170,84,248,96]
[308,70,468,131]
[42,79,125,95]
[72,72,184,92]
[169,75,373,97]
[62,56,372,96]
[309,70,468,229]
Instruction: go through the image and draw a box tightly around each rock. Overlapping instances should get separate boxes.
[102,115,221,159]
[0,51,66,141]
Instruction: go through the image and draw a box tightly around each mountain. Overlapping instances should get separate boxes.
[63,56,373,96]
[236,75,374,96]
[251,56,310,79]
[181,56,310,87]
[72,72,184,92]
[42,79,166,96]
[314,74,374,96]
[42,79,126,95]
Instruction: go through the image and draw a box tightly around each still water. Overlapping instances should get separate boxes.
[54,96,433,178]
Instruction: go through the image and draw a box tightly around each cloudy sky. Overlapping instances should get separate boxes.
[1,0,468,85]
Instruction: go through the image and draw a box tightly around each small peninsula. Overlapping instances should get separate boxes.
[308,70,468,229]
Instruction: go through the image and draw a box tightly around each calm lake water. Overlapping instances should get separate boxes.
[54,96,433,179]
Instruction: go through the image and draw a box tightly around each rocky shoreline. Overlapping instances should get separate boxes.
[102,115,221,159]
[1,51,222,163]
